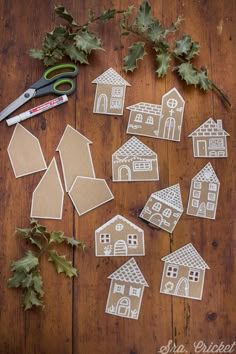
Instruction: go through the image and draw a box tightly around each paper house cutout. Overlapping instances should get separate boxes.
[186,162,220,219]
[160,243,210,300]
[68,176,114,216]
[92,68,131,115]
[112,136,159,182]
[140,184,183,233]
[126,88,185,141]
[7,123,47,178]
[105,258,149,320]
[189,118,229,158]
[30,158,64,219]
[56,125,95,192]
[95,215,145,257]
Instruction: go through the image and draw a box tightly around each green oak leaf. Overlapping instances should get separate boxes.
[29,237,43,250]
[65,237,85,249]
[100,9,116,22]
[173,35,193,56]
[164,16,183,36]
[23,289,43,311]
[175,62,199,85]
[28,49,44,60]
[48,250,77,278]
[32,273,44,297]
[197,70,213,90]
[75,31,103,54]
[55,5,78,26]
[10,251,39,273]
[64,45,89,64]
[147,19,164,42]
[185,41,200,60]
[49,231,65,244]
[135,1,153,32]
[8,271,27,288]
[123,42,146,73]
[156,52,171,77]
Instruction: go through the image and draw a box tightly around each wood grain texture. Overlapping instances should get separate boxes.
[0,1,235,354]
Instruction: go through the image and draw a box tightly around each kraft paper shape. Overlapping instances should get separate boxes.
[186,162,220,220]
[7,123,47,178]
[160,243,210,300]
[112,136,159,182]
[31,158,64,219]
[189,117,229,158]
[92,67,131,116]
[56,125,95,192]
[126,87,185,141]
[140,184,183,233]
[95,214,145,257]
[105,258,149,320]
[68,177,114,216]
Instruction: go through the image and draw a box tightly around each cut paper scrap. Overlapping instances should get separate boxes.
[7,123,47,178]
[56,124,95,192]
[186,162,220,220]
[95,214,145,257]
[140,184,183,233]
[31,157,64,219]
[92,67,131,115]
[126,87,185,141]
[189,117,229,158]
[105,257,149,320]
[68,177,114,216]
[112,136,159,182]
[160,243,210,300]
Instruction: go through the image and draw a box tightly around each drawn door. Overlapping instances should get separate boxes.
[197,202,206,217]
[174,277,189,297]
[114,240,128,256]
[96,94,108,113]
[116,297,131,317]
[197,140,207,157]
[163,117,175,140]
[150,213,163,227]
[118,166,131,181]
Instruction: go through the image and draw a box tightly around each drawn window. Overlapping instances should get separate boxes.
[152,202,161,212]
[209,138,224,148]
[193,190,201,198]
[114,283,125,294]
[110,98,122,109]
[163,208,171,218]
[209,183,217,191]
[192,199,199,208]
[100,234,110,243]
[208,192,216,201]
[146,116,154,125]
[134,113,143,123]
[188,269,200,282]
[115,223,124,231]
[167,98,178,109]
[133,161,152,171]
[166,265,179,278]
[111,86,123,97]
[194,181,202,189]
[129,286,141,297]
[127,234,138,246]
[167,190,176,200]
[207,202,215,211]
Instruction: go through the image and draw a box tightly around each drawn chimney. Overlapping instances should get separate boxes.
[216,119,222,129]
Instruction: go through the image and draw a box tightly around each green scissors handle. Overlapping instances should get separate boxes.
[34,78,76,97]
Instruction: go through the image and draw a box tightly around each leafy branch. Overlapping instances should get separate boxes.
[8,219,85,310]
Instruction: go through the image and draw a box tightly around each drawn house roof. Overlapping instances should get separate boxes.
[92,68,131,86]
[189,118,229,137]
[113,137,156,157]
[193,162,219,183]
[162,87,184,102]
[108,258,149,286]
[96,214,143,233]
[161,243,210,270]
[151,184,183,212]
[126,102,162,116]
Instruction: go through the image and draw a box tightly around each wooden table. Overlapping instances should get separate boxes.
[0,1,235,353]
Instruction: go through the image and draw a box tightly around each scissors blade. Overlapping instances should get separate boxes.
[0,88,36,122]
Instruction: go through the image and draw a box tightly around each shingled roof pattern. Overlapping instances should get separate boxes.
[108,258,149,286]
[92,68,131,86]
[162,243,210,270]
[193,162,219,183]
[96,214,143,233]
[189,118,229,137]
[114,136,155,157]
[151,184,183,212]
[127,102,162,115]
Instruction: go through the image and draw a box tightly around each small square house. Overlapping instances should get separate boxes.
[140,184,183,233]
[160,243,210,300]
[92,67,131,115]
[105,258,149,320]
[95,214,145,256]
[187,162,220,219]
[112,136,159,182]
[189,118,229,158]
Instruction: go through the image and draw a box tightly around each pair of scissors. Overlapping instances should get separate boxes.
[0,63,79,121]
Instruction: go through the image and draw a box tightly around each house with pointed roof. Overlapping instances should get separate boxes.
[126,87,185,141]
[112,136,159,182]
[189,118,229,158]
[160,243,210,300]
[187,162,220,219]
[92,67,131,115]
[105,258,149,320]
[95,214,145,257]
[140,184,183,233]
